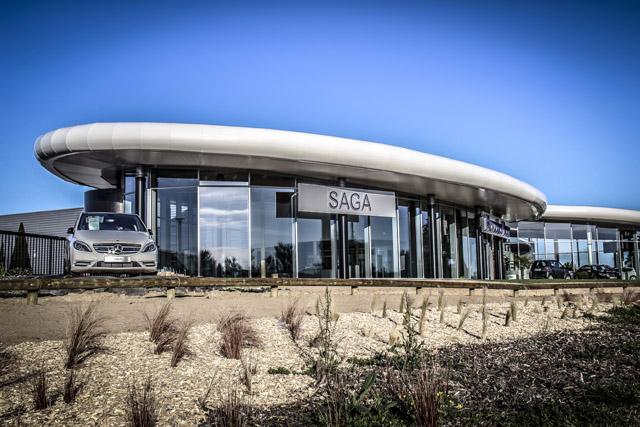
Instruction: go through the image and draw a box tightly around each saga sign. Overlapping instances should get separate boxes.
[298,183,396,217]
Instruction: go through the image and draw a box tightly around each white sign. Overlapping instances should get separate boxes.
[298,183,396,217]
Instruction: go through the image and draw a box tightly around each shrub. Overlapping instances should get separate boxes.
[125,376,158,427]
[312,288,340,384]
[64,301,106,369]
[170,319,193,367]
[31,370,49,410]
[218,312,261,359]
[280,298,304,341]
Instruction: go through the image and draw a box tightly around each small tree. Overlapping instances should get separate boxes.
[513,253,532,279]
[10,223,31,271]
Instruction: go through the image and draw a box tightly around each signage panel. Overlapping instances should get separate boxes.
[297,183,396,218]
[480,214,511,239]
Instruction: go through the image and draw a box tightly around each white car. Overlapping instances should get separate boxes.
[66,212,157,276]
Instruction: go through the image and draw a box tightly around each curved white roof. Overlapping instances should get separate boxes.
[542,205,640,227]
[35,122,546,220]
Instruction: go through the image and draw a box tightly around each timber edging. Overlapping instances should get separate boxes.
[0,276,638,292]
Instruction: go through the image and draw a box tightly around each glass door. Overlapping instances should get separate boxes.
[348,216,368,278]
[151,187,198,276]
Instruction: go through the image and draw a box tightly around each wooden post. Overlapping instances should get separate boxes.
[26,291,38,305]
[351,285,359,296]
[166,287,176,299]
[553,288,559,297]
[513,289,519,298]
[270,285,279,298]
[468,288,475,297]
[415,286,422,295]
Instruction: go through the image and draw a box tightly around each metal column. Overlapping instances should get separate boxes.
[337,178,349,279]
[135,166,146,225]
[427,194,439,278]
[476,209,485,280]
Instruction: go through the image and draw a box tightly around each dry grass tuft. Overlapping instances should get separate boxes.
[170,319,193,367]
[218,312,261,359]
[621,290,640,306]
[125,376,158,427]
[64,301,106,369]
[63,369,81,404]
[410,362,445,427]
[240,355,257,395]
[206,388,249,427]
[458,308,471,331]
[144,302,178,354]
[280,298,304,341]
[31,370,49,410]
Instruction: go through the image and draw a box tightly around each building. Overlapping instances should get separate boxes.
[30,122,640,279]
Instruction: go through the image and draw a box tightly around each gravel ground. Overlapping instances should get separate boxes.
[0,296,621,426]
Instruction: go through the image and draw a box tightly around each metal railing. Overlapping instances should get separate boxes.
[0,229,68,276]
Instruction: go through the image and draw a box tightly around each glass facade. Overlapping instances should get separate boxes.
[507,221,639,279]
[140,168,561,280]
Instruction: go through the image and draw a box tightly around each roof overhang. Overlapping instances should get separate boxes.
[542,205,640,228]
[35,122,547,221]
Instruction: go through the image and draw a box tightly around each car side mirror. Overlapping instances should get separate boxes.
[147,228,153,236]
[67,227,74,234]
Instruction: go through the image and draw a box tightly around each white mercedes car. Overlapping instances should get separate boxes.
[66,212,158,276]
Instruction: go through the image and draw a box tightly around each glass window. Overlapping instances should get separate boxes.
[152,187,198,276]
[297,212,336,278]
[199,187,250,277]
[200,169,248,185]
[440,206,458,278]
[467,212,478,279]
[596,227,618,268]
[78,213,146,231]
[151,169,198,188]
[371,216,396,278]
[572,224,595,267]
[348,216,367,278]
[398,201,420,278]
[250,173,295,187]
[422,210,434,278]
[250,188,294,278]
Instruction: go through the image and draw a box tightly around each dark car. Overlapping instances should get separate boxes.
[574,265,620,280]
[530,260,573,279]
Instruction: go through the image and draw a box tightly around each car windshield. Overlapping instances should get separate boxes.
[77,214,146,232]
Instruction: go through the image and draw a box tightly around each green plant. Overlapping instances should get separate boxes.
[10,222,31,271]
[389,305,425,370]
[267,366,291,375]
[312,287,340,384]
[317,371,377,427]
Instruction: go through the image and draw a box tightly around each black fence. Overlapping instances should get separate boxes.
[0,229,68,276]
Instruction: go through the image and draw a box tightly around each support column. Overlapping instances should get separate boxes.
[427,195,439,278]
[337,178,349,279]
[135,166,146,225]
[476,209,485,280]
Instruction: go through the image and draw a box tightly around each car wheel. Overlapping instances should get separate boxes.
[546,273,553,280]
[564,274,571,280]
[631,275,637,281]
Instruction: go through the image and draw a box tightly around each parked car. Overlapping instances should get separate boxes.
[66,212,157,276]
[574,265,620,280]
[529,260,573,279]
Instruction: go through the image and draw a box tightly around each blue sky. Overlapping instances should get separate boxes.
[0,0,638,215]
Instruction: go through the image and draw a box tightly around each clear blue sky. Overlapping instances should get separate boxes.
[1,0,638,215]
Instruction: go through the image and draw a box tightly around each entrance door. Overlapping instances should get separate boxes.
[484,238,494,279]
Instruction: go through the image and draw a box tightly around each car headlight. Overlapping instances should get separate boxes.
[73,241,92,252]
[142,242,157,253]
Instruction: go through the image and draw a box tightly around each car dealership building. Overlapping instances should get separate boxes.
[32,122,640,280]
